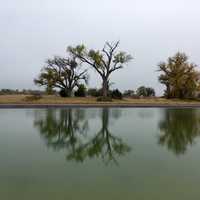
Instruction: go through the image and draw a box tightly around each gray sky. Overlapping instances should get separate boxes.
[0,0,200,95]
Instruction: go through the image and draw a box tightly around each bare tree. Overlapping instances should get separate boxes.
[68,41,132,98]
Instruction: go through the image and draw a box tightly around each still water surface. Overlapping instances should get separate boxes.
[1,108,200,200]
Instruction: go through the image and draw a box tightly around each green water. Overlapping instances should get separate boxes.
[1,108,200,200]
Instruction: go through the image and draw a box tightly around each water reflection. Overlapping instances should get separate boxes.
[158,109,200,155]
[34,109,88,151]
[34,108,131,165]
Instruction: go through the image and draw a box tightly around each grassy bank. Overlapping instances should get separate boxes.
[0,95,200,106]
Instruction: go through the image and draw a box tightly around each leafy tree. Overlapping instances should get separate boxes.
[34,56,88,97]
[158,52,200,98]
[136,86,155,97]
[68,41,132,98]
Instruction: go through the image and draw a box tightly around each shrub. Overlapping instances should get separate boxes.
[59,89,70,97]
[123,90,135,97]
[111,89,123,99]
[74,84,87,97]
[87,88,102,97]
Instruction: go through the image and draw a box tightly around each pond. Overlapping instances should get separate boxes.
[1,108,200,200]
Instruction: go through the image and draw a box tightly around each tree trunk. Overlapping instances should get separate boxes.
[65,88,72,97]
[166,84,171,98]
[68,89,72,97]
[102,78,109,97]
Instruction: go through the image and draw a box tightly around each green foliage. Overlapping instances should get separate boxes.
[111,89,123,99]
[74,84,87,97]
[158,52,200,98]
[136,86,155,97]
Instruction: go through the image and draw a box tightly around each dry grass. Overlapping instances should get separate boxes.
[0,95,200,106]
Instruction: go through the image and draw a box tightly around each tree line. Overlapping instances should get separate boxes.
[34,41,200,100]
[0,89,45,95]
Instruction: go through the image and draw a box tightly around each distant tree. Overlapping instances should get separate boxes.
[68,41,132,99]
[111,89,123,99]
[123,90,135,97]
[136,86,146,97]
[34,56,88,97]
[146,87,155,97]
[136,86,155,97]
[158,52,200,98]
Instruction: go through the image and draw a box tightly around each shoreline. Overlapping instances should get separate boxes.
[1,103,200,108]
[1,95,200,108]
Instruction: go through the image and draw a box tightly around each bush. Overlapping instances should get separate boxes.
[59,89,70,97]
[74,84,86,97]
[111,89,123,99]
[87,88,102,97]
[123,90,135,97]
[97,96,112,102]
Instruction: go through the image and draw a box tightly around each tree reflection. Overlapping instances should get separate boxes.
[67,108,131,165]
[34,108,130,165]
[158,109,200,155]
[34,108,88,152]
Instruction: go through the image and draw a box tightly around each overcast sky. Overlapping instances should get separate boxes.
[0,0,200,95]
